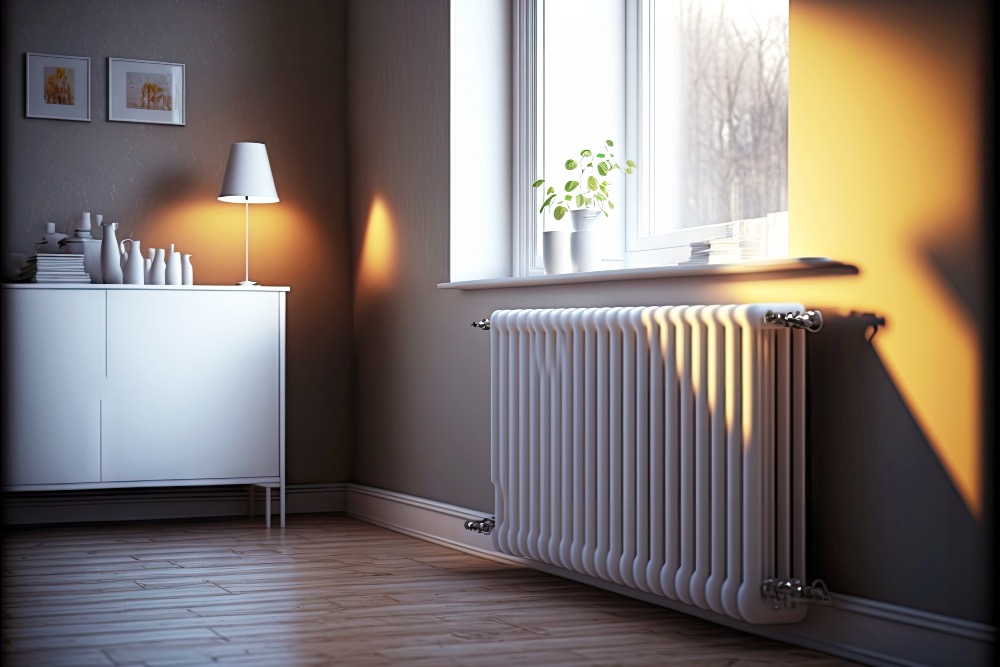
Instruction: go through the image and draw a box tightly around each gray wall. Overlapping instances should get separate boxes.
[1,0,353,484]
[346,0,993,625]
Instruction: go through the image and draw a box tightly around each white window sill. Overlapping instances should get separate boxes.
[438,257,857,290]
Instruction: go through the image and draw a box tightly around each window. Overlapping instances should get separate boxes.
[522,0,789,275]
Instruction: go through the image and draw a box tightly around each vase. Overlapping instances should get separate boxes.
[36,222,68,254]
[120,238,145,285]
[181,254,194,285]
[568,208,601,232]
[542,230,572,274]
[570,230,601,272]
[165,244,182,285]
[148,248,166,285]
[100,222,123,284]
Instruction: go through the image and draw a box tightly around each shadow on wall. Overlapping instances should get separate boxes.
[805,311,989,621]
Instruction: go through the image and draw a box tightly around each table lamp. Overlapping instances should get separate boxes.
[218,142,279,286]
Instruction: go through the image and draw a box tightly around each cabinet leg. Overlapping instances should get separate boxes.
[280,483,286,528]
[265,487,272,529]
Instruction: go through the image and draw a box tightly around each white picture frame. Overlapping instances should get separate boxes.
[108,57,185,125]
[25,53,91,122]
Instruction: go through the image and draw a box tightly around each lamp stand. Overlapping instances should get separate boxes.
[238,197,258,286]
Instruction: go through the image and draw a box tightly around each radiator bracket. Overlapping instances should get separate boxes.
[463,517,495,534]
[761,578,831,609]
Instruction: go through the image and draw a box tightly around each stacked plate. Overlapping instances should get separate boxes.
[16,253,92,283]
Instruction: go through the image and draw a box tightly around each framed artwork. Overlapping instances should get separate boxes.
[108,58,185,125]
[25,53,91,121]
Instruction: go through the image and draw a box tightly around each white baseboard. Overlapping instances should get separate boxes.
[343,484,996,667]
[2,483,347,525]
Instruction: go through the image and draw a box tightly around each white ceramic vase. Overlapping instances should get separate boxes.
[120,238,145,285]
[148,248,166,285]
[542,230,572,274]
[568,210,602,272]
[36,222,67,254]
[165,244,182,285]
[100,222,123,284]
[181,254,194,285]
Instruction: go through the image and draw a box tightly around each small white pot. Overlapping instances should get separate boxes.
[542,230,572,274]
[570,230,601,272]
[568,208,601,232]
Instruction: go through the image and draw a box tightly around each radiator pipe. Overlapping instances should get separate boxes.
[464,517,495,534]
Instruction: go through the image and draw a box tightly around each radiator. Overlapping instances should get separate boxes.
[488,303,819,624]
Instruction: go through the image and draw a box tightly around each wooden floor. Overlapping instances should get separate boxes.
[2,514,856,667]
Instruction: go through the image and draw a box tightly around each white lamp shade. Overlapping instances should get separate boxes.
[218,142,279,203]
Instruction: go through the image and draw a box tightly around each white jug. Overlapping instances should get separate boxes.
[100,222,123,284]
[120,238,145,285]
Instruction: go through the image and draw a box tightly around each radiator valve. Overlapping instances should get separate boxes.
[464,517,496,534]
[761,578,831,609]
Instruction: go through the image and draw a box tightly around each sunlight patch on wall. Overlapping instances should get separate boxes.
[783,0,985,517]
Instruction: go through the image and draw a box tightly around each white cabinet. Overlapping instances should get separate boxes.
[1,285,287,526]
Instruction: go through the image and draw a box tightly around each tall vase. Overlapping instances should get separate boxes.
[100,222,123,284]
[165,244,182,285]
[181,254,194,286]
[121,239,145,285]
[148,248,166,285]
[568,209,602,272]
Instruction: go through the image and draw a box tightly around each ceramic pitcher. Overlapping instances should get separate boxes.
[120,238,145,285]
[101,222,123,284]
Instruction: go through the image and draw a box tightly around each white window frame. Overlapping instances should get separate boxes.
[513,0,788,276]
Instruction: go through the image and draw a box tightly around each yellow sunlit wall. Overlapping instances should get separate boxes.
[785,0,985,516]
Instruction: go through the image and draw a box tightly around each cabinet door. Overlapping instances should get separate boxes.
[1,289,105,486]
[102,291,280,482]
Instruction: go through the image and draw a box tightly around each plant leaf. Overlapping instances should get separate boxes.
[547,186,555,195]
[599,184,608,196]
[595,192,606,201]
[585,197,593,207]
[608,201,615,209]
[581,149,592,157]
[626,159,637,168]
[531,179,545,188]
[539,193,557,213]
[565,159,578,170]
[587,175,599,191]
[553,205,567,220]
[564,180,579,192]
[597,163,608,176]
[564,194,572,201]
[575,194,585,207]
[625,167,634,174]
[605,139,614,146]
[596,153,605,158]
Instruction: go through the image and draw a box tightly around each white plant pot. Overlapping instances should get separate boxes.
[570,230,601,272]
[568,208,601,232]
[542,230,572,274]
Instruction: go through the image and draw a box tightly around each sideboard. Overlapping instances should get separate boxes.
[1,284,288,527]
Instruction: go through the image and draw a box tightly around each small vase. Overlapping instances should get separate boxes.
[36,222,68,254]
[148,248,166,285]
[165,244,182,285]
[542,230,572,274]
[120,238,145,285]
[100,222,123,284]
[181,254,194,285]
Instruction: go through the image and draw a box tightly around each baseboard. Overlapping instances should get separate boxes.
[2,482,347,525]
[344,484,996,667]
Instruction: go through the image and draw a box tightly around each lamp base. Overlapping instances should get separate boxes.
[237,280,259,286]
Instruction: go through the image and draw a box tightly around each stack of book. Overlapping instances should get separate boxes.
[680,237,744,265]
[16,253,92,283]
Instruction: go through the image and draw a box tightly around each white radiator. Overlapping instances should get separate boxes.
[489,303,817,624]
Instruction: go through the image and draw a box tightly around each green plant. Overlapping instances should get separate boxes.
[532,139,637,221]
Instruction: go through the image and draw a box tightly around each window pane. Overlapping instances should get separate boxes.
[646,0,788,237]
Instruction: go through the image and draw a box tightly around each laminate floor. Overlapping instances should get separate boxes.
[1,514,856,666]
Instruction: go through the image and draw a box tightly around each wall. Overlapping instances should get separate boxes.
[347,0,993,627]
[1,0,353,484]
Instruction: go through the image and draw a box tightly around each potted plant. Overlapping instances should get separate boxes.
[532,139,637,232]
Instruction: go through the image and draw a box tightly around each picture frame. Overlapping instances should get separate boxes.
[25,53,91,122]
[108,58,185,126]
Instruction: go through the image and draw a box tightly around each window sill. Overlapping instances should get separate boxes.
[438,257,857,290]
